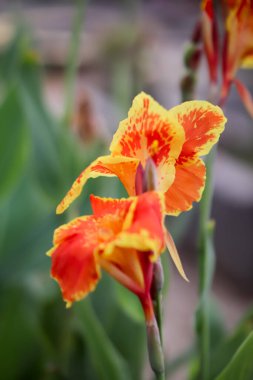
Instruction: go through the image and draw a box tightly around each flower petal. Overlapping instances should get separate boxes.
[49,216,101,305]
[168,101,226,159]
[225,0,253,77]
[233,78,253,118]
[201,0,219,83]
[165,230,189,282]
[100,247,147,290]
[106,192,166,261]
[90,194,132,218]
[56,155,139,214]
[164,158,206,215]
[109,92,184,177]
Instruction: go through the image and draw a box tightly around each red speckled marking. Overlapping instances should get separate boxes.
[169,101,226,165]
[110,94,184,169]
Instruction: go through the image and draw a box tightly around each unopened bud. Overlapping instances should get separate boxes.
[151,258,164,298]
[146,317,165,374]
[143,157,158,192]
[180,73,196,102]
[184,44,202,71]
[191,20,202,44]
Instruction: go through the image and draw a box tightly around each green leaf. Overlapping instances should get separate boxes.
[0,286,42,380]
[108,305,146,380]
[74,300,132,380]
[0,89,30,199]
[0,171,61,284]
[209,306,253,379]
[215,332,253,380]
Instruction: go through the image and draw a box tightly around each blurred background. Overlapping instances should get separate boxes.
[0,1,252,379]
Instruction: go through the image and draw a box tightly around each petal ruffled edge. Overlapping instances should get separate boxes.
[47,216,101,307]
[90,194,132,218]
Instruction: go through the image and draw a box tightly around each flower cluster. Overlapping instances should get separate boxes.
[201,0,253,115]
[48,92,226,371]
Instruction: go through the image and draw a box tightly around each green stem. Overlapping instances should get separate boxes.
[151,258,164,344]
[146,316,165,378]
[196,147,216,380]
[62,0,87,127]
[156,372,166,380]
[150,261,165,379]
[154,292,163,343]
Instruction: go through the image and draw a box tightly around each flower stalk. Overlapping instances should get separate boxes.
[196,148,216,380]
[136,158,166,379]
[151,258,164,341]
[63,0,87,127]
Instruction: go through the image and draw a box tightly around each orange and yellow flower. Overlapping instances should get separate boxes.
[201,0,218,84]
[223,0,253,84]
[57,92,226,216]
[48,192,166,321]
[201,0,253,115]
[222,0,253,115]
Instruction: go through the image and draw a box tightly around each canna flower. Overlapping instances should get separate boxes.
[57,92,226,217]
[201,0,219,84]
[47,192,165,322]
[222,0,253,115]
[201,0,253,115]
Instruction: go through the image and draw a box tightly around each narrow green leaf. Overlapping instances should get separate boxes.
[0,89,29,199]
[210,306,253,379]
[215,332,253,380]
[74,300,132,380]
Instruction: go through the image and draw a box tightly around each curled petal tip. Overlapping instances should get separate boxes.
[56,206,63,215]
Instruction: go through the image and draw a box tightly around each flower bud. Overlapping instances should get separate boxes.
[191,20,202,44]
[151,258,164,299]
[146,317,165,375]
[180,73,196,102]
[184,44,202,71]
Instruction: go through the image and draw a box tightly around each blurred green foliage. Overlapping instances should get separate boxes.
[0,29,146,380]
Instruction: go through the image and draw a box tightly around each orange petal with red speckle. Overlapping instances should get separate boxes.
[165,158,206,215]
[109,92,184,172]
[168,101,226,160]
